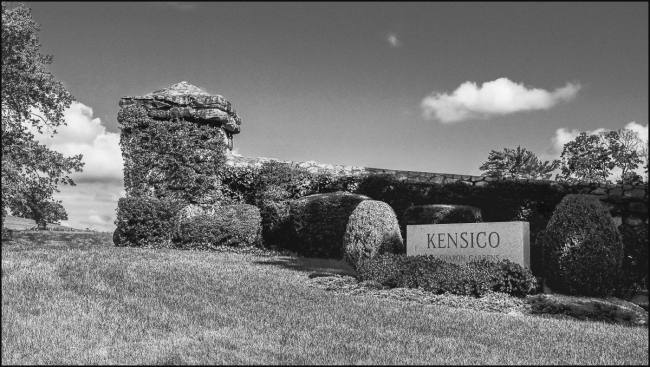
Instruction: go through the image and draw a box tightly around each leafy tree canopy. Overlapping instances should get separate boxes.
[557,129,645,184]
[1,1,83,229]
[479,146,559,180]
[607,128,644,185]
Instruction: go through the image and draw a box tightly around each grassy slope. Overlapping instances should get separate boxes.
[2,232,648,365]
[2,215,86,231]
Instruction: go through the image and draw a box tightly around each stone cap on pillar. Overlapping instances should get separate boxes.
[119,81,241,135]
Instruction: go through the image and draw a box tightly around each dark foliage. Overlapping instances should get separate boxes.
[118,105,228,204]
[469,258,538,297]
[2,2,83,231]
[356,254,537,297]
[536,194,623,297]
[290,193,370,259]
[114,197,184,248]
[402,204,482,234]
[173,204,262,249]
[249,186,295,250]
[616,225,649,296]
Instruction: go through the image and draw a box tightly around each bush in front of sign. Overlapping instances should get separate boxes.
[536,194,623,297]
[356,253,537,297]
[355,253,405,288]
[469,258,538,297]
[343,200,404,271]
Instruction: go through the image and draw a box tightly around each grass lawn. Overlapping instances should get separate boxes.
[2,231,648,365]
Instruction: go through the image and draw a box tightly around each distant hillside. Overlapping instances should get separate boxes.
[2,215,86,231]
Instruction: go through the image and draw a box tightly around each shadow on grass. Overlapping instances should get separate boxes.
[253,256,357,278]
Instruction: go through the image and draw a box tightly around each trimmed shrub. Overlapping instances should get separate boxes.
[290,192,370,259]
[114,196,184,248]
[469,258,538,297]
[173,204,261,249]
[536,194,623,297]
[343,200,404,270]
[355,253,405,288]
[254,185,295,250]
[356,254,537,297]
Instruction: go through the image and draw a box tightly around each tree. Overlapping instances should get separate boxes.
[607,128,644,185]
[641,140,649,182]
[8,187,68,228]
[557,132,613,183]
[2,2,83,229]
[557,129,645,184]
[479,146,560,180]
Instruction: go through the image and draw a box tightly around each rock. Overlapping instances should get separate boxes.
[119,81,242,135]
[625,216,644,226]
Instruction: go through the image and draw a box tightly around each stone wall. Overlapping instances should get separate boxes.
[226,152,649,228]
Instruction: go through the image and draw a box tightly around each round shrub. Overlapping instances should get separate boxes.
[290,192,371,259]
[343,200,404,271]
[536,194,623,297]
[114,196,184,248]
[356,253,410,288]
[173,204,262,250]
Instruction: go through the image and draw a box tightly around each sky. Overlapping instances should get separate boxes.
[16,2,649,232]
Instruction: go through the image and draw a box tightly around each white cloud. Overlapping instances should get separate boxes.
[25,101,125,232]
[624,121,649,143]
[28,101,124,183]
[548,127,608,156]
[421,78,581,123]
[387,33,400,47]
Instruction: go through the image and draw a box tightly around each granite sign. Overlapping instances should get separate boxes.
[406,221,530,268]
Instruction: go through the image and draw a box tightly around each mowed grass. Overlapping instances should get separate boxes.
[2,232,648,365]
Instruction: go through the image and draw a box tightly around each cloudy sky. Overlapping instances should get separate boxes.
[20,2,649,232]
